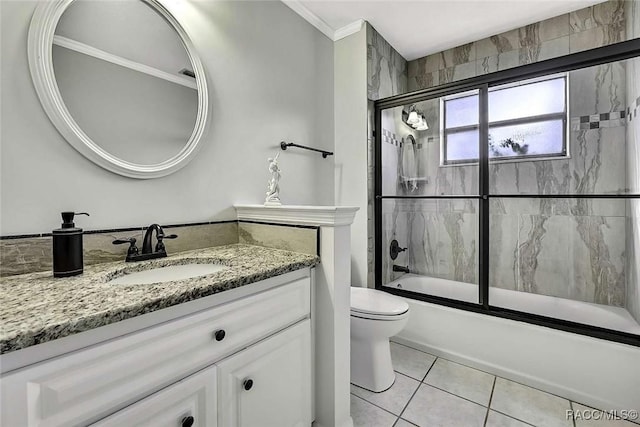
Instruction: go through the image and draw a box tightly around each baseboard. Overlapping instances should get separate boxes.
[391,335,630,414]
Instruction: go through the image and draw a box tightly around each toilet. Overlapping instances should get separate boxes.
[350,287,410,392]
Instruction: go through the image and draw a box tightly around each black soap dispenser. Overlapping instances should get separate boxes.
[53,211,89,277]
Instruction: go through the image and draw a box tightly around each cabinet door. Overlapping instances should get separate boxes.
[217,320,311,427]
[91,365,217,427]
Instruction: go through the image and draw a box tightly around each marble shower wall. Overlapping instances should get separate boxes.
[625,0,640,322]
[383,62,630,306]
[407,0,628,92]
[367,23,408,286]
[379,0,638,307]
[367,23,408,101]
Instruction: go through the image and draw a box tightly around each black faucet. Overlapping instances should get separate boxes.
[390,240,407,260]
[393,265,410,273]
[113,224,178,262]
[142,224,177,254]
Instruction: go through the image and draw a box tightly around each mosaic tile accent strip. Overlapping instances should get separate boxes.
[383,129,401,146]
[570,110,626,130]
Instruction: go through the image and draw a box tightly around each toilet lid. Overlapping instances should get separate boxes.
[351,287,409,317]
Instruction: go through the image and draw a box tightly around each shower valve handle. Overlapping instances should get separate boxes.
[390,239,407,260]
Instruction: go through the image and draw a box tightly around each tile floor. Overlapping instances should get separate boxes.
[350,342,640,427]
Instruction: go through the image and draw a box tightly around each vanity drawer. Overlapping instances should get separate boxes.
[0,275,310,427]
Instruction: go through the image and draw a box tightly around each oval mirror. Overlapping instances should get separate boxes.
[28,0,209,179]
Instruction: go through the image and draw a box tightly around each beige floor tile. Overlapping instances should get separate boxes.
[394,419,418,427]
[424,358,495,406]
[402,384,486,427]
[350,394,397,427]
[390,342,436,381]
[351,372,420,416]
[491,378,572,427]
[486,410,533,427]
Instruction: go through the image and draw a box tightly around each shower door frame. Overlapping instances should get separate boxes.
[374,38,640,347]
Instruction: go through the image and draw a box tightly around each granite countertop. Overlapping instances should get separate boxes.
[0,244,319,354]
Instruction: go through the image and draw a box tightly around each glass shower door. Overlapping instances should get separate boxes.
[377,90,481,304]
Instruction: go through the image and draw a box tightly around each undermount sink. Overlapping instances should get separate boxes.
[108,263,228,285]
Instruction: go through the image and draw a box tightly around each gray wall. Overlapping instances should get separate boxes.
[0,0,334,235]
[334,27,368,287]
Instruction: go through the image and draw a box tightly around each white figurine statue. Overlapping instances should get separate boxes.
[265,152,282,206]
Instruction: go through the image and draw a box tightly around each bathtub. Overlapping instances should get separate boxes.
[384,273,640,413]
[384,273,640,334]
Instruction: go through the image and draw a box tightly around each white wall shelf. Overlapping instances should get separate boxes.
[53,35,197,90]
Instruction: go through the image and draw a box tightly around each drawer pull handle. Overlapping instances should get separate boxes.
[243,378,254,391]
[181,415,195,427]
[213,329,226,341]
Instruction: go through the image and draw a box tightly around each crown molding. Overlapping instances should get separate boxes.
[334,19,365,41]
[281,0,334,40]
[282,0,364,41]
[235,205,359,227]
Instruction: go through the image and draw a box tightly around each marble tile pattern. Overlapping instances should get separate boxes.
[367,24,409,285]
[237,221,317,255]
[0,236,52,277]
[408,0,628,92]
[383,56,632,307]
[0,222,239,277]
[367,23,407,101]
[0,244,318,354]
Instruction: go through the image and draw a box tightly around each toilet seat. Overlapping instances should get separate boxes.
[350,287,409,319]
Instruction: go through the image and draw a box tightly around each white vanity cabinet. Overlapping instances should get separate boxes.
[91,365,218,427]
[1,270,313,427]
[217,320,311,427]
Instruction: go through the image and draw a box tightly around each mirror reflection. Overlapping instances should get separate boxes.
[52,0,198,165]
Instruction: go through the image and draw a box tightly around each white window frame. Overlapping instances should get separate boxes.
[439,73,570,167]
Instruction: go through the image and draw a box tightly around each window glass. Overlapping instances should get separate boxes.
[443,75,566,164]
[489,120,565,158]
[445,130,479,163]
[445,95,478,128]
[489,78,566,122]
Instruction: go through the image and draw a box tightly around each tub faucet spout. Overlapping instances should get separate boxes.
[393,265,410,273]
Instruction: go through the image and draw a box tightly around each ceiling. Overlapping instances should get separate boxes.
[284,0,606,61]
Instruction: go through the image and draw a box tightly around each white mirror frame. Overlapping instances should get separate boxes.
[28,0,209,179]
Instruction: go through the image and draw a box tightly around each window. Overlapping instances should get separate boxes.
[442,75,567,165]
